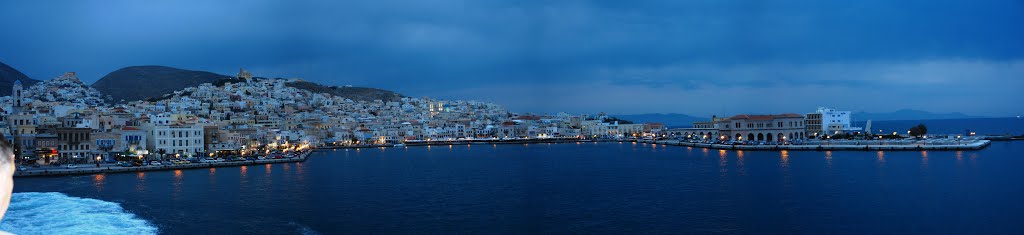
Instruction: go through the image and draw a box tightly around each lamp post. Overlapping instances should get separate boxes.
[95,156,101,167]
[782,136,787,145]
[956,135,962,145]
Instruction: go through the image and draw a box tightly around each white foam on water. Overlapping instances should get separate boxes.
[0,192,158,235]
[289,221,321,235]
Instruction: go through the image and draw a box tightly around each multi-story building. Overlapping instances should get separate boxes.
[811,107,863,136]
[151,125,205,158]
[717,114,806,142]
[804,112,823,138]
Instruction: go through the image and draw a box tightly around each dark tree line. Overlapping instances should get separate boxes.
[909,124,928,137]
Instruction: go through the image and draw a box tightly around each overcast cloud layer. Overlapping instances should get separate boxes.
[1,0,1022,116]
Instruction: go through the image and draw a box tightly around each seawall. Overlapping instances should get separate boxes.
[635,139,990,151]
[14,152,311,178]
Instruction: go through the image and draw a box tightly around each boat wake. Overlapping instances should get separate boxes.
[0,192,157,235]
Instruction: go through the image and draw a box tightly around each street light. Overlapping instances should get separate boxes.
[95,156,101,167]
[782,136,787,145]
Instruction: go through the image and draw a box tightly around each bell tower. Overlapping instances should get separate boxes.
[12,79,22,112]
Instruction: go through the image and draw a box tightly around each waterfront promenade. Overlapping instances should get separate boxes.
[319,137,593,149]
[636,139,991,151]
[14,151,312,178]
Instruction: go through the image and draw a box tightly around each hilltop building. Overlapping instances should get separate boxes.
[237,68,253,82]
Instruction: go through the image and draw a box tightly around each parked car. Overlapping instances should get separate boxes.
[119,162,134,167]
[150,161,162,166]
[17,166,27,171]
[132,161,143,166]
[65,164,78,169]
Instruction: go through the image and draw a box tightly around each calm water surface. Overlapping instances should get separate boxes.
[9,141,1024,234]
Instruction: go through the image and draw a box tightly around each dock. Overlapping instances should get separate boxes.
[14,151,312,178]
[318,138,593,149]
[634,139,991,151]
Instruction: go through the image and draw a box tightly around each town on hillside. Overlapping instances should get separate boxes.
[2,69,958,167]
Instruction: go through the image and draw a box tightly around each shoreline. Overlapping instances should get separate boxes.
[317,138,594,149]
[14,137,997,178]
[14,151,312,178]
[635,139,991,151]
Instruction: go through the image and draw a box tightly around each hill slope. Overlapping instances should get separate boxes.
[285,81,405,102]
[0,61,41,96]
[91,65,232,102]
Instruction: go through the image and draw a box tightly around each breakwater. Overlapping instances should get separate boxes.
[636,139,990,151]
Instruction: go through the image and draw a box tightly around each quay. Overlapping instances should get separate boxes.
[318,138,593,149]
[14,151,312,178]
[635,139,991,151]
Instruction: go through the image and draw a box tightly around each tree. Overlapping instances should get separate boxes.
[909,124,928,137]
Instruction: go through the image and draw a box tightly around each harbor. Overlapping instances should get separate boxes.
[636,138,991,151]
[318,137,594,149]
[14,151,312,178]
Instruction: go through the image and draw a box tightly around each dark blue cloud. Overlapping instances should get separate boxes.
[1,0,1022,116]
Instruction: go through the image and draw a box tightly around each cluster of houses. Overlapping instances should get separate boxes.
[1,69,666,165]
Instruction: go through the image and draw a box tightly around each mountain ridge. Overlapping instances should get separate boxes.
[0,61,41,96]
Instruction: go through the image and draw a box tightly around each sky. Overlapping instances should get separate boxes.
[1,0,1022,117]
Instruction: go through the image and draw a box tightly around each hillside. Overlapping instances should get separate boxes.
[0,61,41,96]
[91,65,232,102]
[285,81,405,102]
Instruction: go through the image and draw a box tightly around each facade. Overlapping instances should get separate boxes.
[12,80,23,112]
[813,107,863,135]
[718,114,806,142]
[804,113,823,138]
[152,125,205,157]
[672,116,726,140]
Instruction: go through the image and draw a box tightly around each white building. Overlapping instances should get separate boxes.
[816,107,863,134]
[151,125,205,157]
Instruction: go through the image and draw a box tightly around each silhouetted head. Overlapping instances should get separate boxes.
[0,133,13,221]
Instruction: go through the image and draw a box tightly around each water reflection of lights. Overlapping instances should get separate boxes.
[241,166,248,177]
[718,150,728,174]
[825,151,833,168]
[93,174,106,191]
[135,172,146,192]
[780,150,790,168]
[876,151,886,167]
[921,151,929,169]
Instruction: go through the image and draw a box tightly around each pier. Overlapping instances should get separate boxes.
[14,151,312,178]
[318,138,593,149]
[635,139,991,151]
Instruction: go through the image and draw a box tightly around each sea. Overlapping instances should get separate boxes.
[3,118,1024,234]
